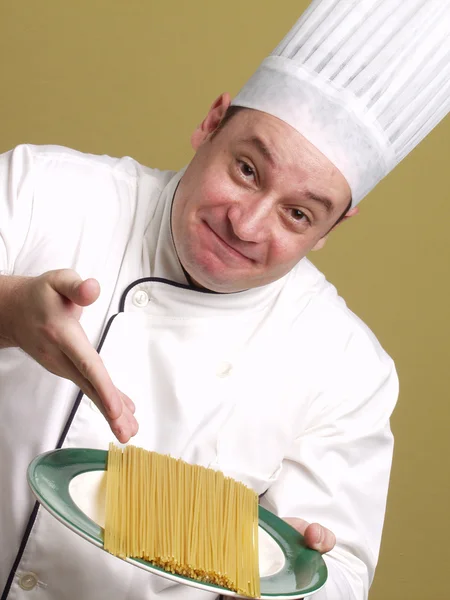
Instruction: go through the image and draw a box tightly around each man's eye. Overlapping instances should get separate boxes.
[238,161,255,179]
[290,208,308,222]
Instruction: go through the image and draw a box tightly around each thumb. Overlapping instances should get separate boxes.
[50,269,100,307]
[283,518,336,554]
[283,517,309,535]
[303,523,336,554]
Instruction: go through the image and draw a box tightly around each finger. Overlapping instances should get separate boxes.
[72,363,139,442]
[51,351,135,441]
[283,517,310,536]
[77,278,101,306]
[304,523,336,554]
[50,269,100,307]
[108,413,136,444]
[31,341,137,443]
[122,402,140,437]
[111,391,139,439]
[118,389,136,414]
[106,392,138,440]
[59,319,123,421]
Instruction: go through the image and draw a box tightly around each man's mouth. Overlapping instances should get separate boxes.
[203,221,255,264]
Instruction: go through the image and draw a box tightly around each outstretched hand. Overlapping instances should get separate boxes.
[4,269,138,443]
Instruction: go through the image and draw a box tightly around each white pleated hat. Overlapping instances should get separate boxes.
[232,0,450,206]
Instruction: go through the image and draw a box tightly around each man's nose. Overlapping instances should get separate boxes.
[227,195,274,243]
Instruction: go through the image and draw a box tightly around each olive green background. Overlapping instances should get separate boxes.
[1,1,448,598]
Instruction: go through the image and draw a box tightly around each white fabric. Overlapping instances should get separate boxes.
[0,144,398,600]
[233,0,450,205]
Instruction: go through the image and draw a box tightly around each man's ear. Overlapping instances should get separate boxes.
[191,92,232,150]
[311,206,359,251]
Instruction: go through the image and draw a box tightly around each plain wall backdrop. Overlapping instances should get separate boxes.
[1,2,449,598]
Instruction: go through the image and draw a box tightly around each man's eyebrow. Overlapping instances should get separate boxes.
[241,136,277,167]
[241,137,337,214]
[304,190,334,214]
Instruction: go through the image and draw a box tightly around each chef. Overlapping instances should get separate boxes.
[0,1,448,599]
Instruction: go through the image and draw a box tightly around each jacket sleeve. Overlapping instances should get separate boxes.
[0,145,37,275]
[260,326,399,599]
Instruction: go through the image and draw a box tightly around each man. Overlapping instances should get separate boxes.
[0,1,448,599]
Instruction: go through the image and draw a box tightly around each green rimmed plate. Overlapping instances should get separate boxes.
[27,448,327,599]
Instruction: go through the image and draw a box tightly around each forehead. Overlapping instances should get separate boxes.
[222,109,351,200]
[225,110,334,172]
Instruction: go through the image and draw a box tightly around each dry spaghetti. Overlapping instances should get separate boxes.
[104,444,260,598]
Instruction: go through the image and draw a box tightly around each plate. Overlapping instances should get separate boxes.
[27,448,327,599]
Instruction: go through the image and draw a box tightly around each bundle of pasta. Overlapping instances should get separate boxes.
[104,444,260,598]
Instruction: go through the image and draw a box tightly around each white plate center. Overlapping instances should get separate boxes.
[69,470,107,527]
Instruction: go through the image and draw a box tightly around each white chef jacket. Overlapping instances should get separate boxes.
[0,144,398,600]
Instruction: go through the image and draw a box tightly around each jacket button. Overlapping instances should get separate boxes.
[18,572,38,590]
[133,290,149,307]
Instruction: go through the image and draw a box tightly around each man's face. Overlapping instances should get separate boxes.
[172,103,351,293]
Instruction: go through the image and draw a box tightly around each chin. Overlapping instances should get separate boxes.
[182,254,236,292]
[182,250,272,293]
[191,268,273,294]
[186,266,244,293]
[191,273,243,294]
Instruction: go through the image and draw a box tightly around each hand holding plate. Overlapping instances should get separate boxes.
[283,517,336,555]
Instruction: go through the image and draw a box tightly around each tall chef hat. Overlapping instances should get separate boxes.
[232,0,450,206]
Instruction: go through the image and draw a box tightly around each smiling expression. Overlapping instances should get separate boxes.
[171,103,351,293]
